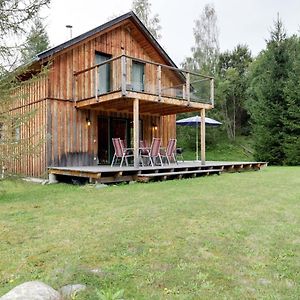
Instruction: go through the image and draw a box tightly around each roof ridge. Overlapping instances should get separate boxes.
[36,10,178,69]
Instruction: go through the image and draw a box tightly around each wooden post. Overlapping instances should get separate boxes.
[121,52,127,96]
[210,78,214,106]
[95,66,99,101]
[196,121,199,161]
[201,108,206,165]
[133,98,139,168]
[186,72,190,105]
[157,65,162,101]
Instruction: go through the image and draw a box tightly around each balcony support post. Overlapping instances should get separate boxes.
[121,51,127,96]
[95,66,99,101]
[186,72,190,106]
[200,108,206,165]
[210,78,214,106]
[133,98,140,168]
[157,65,162,101]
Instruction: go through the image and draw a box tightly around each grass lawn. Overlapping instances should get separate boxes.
[0,167,299,299]
[182,136,255,162]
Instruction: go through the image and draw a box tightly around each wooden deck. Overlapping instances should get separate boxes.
[48,161,267,184]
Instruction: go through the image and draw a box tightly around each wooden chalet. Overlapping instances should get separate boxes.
[4,11,218,179]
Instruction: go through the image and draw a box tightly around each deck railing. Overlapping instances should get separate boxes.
[73,55,214,106]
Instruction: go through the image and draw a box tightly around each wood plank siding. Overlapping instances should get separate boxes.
[7,19,179,177]
[7,76,48,177]
[47,102,172,168]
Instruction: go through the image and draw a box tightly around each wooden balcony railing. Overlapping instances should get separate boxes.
[73,55,214,106]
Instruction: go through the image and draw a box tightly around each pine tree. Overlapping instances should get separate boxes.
[132,0,161,40]
[283,37,300,165]
[21,17,50,64]
[247,17,292,164]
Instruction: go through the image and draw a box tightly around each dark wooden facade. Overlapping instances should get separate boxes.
[7,12,213,178]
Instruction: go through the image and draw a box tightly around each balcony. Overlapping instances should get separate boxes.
[73,55,214,114]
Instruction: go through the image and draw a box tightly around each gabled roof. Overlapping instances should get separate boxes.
[37,11,178,69]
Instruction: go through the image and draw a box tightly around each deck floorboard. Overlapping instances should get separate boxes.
[48,161,267,184]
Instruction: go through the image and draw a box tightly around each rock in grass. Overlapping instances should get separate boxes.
[129,181,136,185]
[95,183,108,189]
[89,268,106,277]
[258,278,271,286]
[0,281,60,300]
[59,284,86,298]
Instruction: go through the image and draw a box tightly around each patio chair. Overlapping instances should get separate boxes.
[140,138,163,166]
[120,139,127,148]
[111,138,133,167]
[139,140,150,166]
[139,140,150,154]
[121,139,133,155]
[176,147,184,162]
[161,138,178,165]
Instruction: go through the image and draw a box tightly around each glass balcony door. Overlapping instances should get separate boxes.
[95,52,111,95]
[132,61,145,92]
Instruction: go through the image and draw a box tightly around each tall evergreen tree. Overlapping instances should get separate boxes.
[132,0,161,40]
[247,17,293,164]
[283,37,300,165]
[21,17,50,64]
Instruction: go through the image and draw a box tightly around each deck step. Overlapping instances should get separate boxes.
[137,168,222,181]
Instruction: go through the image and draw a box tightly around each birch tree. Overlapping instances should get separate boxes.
[182,3,219,73]
[132,0,161,40]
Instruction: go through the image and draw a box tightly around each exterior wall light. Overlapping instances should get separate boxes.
[86,110,91,126]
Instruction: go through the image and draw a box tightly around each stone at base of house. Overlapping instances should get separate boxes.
[48,173,58,184]
[23,177,48,184]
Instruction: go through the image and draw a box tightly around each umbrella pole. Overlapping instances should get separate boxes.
[196,124,198,161]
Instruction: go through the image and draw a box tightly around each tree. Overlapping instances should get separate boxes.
[247,17,295,164]
[216,45,252,140]
[20,17,50,64]
[282,38,300,165]
[178,4,220,153]
[132,0,161,40]
[0,0,50,68]
[182,3,219,74]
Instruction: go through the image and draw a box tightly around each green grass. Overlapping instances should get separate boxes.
[0,167,299,299]
[179,135,255,162]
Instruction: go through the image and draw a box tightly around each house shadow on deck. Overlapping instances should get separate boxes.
[48,161,267,184]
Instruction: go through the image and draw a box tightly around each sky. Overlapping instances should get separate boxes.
[42,0,300,65]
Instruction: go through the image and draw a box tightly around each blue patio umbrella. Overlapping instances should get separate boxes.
[176,116,222,161]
